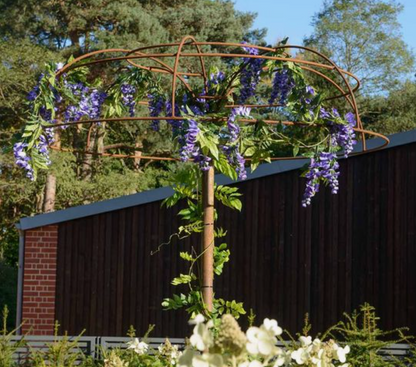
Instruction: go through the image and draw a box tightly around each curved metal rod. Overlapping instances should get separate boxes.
[47,114,386,141]
[58,50,359,107]
[45,40,387,164]
[276,44,366,149]
[128,40,278,55]
[55,48,130,78]
[300,65,355,110]
[171,36,208,116]
[58,51,358,87]
[127,40,361,89]
[56,48,197,95]
[49,125,389,161]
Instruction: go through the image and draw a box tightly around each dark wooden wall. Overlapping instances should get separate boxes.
[55,142,416,337]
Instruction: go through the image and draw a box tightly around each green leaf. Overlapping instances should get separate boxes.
[171,274,195,285]
[179,252,194,262]
[244,146,257,157]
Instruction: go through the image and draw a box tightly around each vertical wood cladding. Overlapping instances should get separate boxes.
[55,143,416,337]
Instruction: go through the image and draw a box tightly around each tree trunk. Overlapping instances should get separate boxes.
[201,166,215,311]
[134,141,143,170]
[43,174,56,212]
[81,131,95,180]
[42,130,61,213]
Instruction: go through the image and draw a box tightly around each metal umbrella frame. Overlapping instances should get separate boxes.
[48,36,389,311]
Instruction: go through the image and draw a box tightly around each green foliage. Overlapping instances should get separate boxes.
[213,243,230,276]
[304,0,414,95]
[214,185,242,212]
[363,81,416,134]
[326,303,410,367]
[213,299,246,320]
[0,0,263,268]
[0,306,25,367]
[30,322,86,367]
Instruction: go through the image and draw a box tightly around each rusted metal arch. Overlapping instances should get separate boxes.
[56,42,362,115]
[51,37,389,160]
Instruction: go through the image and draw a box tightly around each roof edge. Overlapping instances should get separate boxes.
[17,128,416,230]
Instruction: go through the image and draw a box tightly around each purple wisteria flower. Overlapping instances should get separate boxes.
[27,85,40,101]
[208,71,226,87]
[13,142,34,180]
[268,69,295,105]
[304,85,315,104]
[302,151,340,207]
[64,82,107,123]
[165,100,183,132]
[194,154,212,171]
[239,44,262,103]
[88,89,107,119]
[222,145,247,180]
[148,94,165,131]
[120,83,136,117]
[13,126,54,180]
[179,119,200,162]
[320,107,357,158]
[227,106,251,142]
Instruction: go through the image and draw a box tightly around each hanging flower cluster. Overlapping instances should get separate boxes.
[64,82,107,122]
[120,83,136,117]
[268,69,295,105]
[302,152,340,207]
[227,106,251,142]
[148,93,165,131]
[13,142,35,180]
[239,45,263,103]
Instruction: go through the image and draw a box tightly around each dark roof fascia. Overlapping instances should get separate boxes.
[17,129,416,231]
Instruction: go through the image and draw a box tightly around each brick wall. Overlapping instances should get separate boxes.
[21,225,58,335]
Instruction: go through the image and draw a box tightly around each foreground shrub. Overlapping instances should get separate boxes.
[327,303,410,367]
[178,314,350,367]
[5,304,416,366]
[0,306,25,367]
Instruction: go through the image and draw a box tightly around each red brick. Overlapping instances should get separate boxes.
[21,224,58,335]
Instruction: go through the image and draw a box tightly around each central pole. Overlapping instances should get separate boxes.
[202,166,215,312]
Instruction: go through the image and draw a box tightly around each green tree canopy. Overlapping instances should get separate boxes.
[0,0,265,267]
[304,0,414,95]
[363,80,416,134]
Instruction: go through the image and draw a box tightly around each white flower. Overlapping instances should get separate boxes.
[262,318,283,336]
[291,347,310,365]
[158,344,181,364]
[311,338,322,354]
[192,353,223,367]
[178,348,198,367]
[56,62,65,71]
[311,348,325,367]
[239,360,263,367]
[333,344,350,363]
[189,314,205,325]
[127,338,148,355]
[246,326,277,356]
[171,346,182,361]
[274,348,291,366]
[299,336,312,347]
[190,321,214,351]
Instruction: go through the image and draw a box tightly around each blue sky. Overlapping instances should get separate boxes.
[233,0,416,54]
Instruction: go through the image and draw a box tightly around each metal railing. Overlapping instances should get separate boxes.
[6,336,413,364]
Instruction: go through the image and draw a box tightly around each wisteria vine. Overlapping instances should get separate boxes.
[13,42,364,321]
[15,43,358,206]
